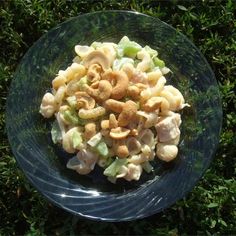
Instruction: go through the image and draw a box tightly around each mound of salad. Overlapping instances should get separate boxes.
[40,36,189,183]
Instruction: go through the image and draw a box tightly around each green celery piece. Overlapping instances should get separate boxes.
[96,141,109,157]
[63,110,87,125]
[153,57,165,68]
[72,131,82,149]
[104,158,127,177]
[63,110,79,125]
[118,36,142,58]
[122,42,142,58]
[51,120,62,144]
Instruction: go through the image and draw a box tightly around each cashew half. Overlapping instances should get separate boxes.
[104,71,129,100]
[113,140,129,158]
[110,127,130,140]
[142,96,162,112]
[127,85,140,100]
[85,80,112,102]
[84,123,97,140]
[118,100,138,127]
[109,114,118,129]
[104,99,124,113]
[83,50,110,70]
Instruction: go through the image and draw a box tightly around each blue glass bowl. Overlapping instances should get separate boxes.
[6,11,222,221]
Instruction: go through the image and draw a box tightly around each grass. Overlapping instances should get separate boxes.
[0,0,235,235]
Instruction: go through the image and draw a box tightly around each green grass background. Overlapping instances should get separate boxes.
[0,0,235,235]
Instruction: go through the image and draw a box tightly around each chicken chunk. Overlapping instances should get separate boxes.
[155,114,181,142]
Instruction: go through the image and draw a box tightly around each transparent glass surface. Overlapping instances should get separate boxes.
[6,11,222,221]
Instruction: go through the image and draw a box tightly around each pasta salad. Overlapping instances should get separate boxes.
[39,36,189,183]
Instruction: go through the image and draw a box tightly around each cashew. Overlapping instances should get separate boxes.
[104,71,129,100]
[78,106,106,119]
[118,100,137,127]
[101,120,110,130]
[142,96,162,112]
[109,127,130,140]
[127,85,140,100]
[113,140,129,158]
[84,122,96,140]
[87,64,102,83]
[109,114,118,129]
[75,91,95,109]
[156,143,178,162]
[85,80,112,102]
[39,93,57,118]
[83,50,110,70]
[104,99,124,113]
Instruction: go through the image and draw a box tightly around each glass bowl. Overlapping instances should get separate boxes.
[6,11,222,221]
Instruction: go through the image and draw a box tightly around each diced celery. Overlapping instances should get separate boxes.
[95,141,109,157]
[77,76,88,91]
[117,36,142,58]
[104,158,127,177]
[51,120,62,144]
[63,110,87,125]
[63,110,79,125]
[72,131,82,149]
[153,57,165,68]
[144,45,158,58]
[112,57,134,71]
[87,132,102,147]
[141,161,154,173]
[66,96,77,108]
